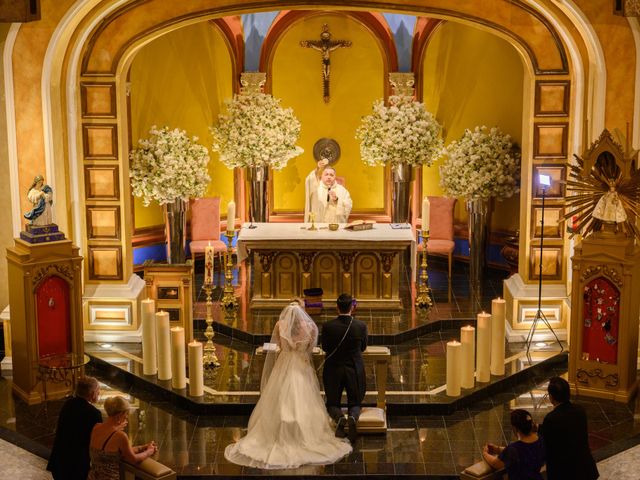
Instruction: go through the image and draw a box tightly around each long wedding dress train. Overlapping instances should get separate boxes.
[224,305,352,469]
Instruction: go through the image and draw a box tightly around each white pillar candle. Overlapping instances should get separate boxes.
[227,201,236,231]
[446,340,462,396]
[204,243,214,285]
[460,325,476,389]
[422,197,430,231]
[141,298,157,376]
[156,311,172,380]
[170,327,186,389]
[491,297,507,376]
[188,340,204,397]
[476,311,492,382]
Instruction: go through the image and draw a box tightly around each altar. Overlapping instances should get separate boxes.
[237,223,415,308]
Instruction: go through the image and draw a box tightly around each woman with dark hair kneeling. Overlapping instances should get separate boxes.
[482,409,545,480]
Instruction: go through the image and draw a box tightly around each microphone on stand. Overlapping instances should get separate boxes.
[327,186,332,202]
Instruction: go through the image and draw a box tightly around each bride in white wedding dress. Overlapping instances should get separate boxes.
[224,302,352,469]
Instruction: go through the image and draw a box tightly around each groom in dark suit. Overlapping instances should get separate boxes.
[321,293,368,442]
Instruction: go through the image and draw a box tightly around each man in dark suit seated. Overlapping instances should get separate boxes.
[321,293,368,442]
[47,376,103,480]
[539,376,599,480]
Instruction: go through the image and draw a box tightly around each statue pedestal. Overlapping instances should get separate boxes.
[568,229,640,402]
[6,237,83,404]
[19,223,65,243]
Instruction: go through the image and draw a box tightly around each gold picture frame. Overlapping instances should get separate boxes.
[532,206,563,239]
[529,245,562,280]
[533,165,565,199]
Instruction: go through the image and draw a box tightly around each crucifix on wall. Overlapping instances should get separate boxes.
[300,24,351,103]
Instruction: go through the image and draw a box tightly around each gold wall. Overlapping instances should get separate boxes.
[270,14,386,213]
[421,21,524,233]
[0,25,12,309]
[129,22,234,229]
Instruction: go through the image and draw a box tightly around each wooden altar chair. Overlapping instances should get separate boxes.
[189,197,227,269]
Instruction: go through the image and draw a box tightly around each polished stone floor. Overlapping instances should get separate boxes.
[1,368,639,478]
[1,260,638,478]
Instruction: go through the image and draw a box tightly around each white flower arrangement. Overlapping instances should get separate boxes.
[440,126,520,199]
[355,95,443,167]
[129,126,211,206]
[210,92,303,170]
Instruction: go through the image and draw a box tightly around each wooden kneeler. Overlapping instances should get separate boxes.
[357,346,390,434]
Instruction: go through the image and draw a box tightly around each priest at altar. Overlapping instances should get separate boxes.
[305,166,352,223]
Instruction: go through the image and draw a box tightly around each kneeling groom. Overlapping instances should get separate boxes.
[321,293,368,442]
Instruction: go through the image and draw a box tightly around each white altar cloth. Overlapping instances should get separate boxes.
[236,222,416,278]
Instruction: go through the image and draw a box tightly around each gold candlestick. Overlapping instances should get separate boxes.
[415,230,433,309]
[202,282,220,367]
[308,212,317,231]
[221,230,239,311]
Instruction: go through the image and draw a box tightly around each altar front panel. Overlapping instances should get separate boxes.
[237,223,415,308]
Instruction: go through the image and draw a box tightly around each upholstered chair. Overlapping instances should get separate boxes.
[419,196,457,280]
[189,197,227,269]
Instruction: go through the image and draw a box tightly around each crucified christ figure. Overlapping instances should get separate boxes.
[300,24,351,103]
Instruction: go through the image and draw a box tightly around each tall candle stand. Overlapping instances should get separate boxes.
[415,230,433,309]
[221,230,239,311]
[202,281,220,367]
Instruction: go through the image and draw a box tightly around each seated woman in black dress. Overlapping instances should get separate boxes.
[482,409,545,480]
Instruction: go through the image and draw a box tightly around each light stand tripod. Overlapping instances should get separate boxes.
[525,175,563,354]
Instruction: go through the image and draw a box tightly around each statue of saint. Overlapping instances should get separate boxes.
[24,175,53,226]
[592,179,627,224]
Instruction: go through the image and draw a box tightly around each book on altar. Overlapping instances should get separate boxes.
[262,342,278,351]
[344,220,376,231]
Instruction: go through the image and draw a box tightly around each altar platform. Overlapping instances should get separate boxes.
[2,261,639,478]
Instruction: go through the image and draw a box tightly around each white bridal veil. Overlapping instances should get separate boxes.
[261,302,318,391]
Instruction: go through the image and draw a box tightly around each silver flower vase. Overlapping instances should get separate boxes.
[391,163,414,223]
[247,165,269,223]
[467,197,490,306]
[164,198,188,264]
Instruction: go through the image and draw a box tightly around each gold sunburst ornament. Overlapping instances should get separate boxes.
[564,129,640,241]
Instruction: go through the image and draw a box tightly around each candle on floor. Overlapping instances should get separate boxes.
[460,325,476,389]
[491,297,507,376]
[188,340,204,397]
[170,326,186,389]
[204,243,214,285]
[422,197,430,231]
[446,340,462,396]
[156,311,172,380]
[141,298,157,376]
[476,311,492,382]
[227,201,236,231]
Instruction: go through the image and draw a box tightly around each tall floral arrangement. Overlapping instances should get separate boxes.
[355,95,443,167]
[211,92,303,170]
[129,126,210,206]
[440,126,521,199]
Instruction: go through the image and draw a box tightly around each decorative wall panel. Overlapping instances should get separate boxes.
[82,124,118,159]
[535,81,570,116]
[86,206,121,240]
[533,123,568,158]
[84,165,120,200]
[88,246,123,280]
[81,83,116,118]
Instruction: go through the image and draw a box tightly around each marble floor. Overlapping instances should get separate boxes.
[1,261,639,478]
